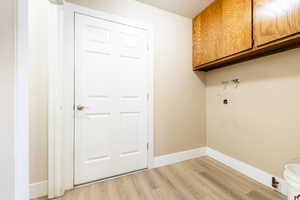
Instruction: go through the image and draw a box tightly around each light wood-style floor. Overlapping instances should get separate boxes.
[37,157,285,200]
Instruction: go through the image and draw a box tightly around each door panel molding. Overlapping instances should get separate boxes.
[48,2,154,198]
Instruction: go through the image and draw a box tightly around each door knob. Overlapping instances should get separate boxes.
[76,104,86,111]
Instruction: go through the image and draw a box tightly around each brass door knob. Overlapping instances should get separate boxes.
[76,104,86,111]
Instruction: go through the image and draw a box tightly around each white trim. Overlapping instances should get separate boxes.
[48,2,65,199]
[30,181,48,199]
[145,20,155,171]
[49,0,64,5]
[64,2,152,30]
[61,4,75,192]
[48,3,155,197]
[146,25,155,169]
[153,147,288,196]
[154,147,207,168]
[15,0,29,199]
[206,147,288,196]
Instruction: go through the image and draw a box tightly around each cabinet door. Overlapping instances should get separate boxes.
[193,0,253,67]
[254,0,300,46]
[222,0,253,58]
[193,2,222,67]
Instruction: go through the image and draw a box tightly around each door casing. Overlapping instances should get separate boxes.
[48,2,154,197]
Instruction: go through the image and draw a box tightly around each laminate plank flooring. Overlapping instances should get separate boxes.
[35,157,285,200]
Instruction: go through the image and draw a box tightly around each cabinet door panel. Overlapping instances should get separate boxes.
[193,2,222,66]
[222,0,253,57]
[193,0,253,67]
[254,0,300,46]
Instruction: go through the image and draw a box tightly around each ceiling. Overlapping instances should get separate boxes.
[136,0,214,18]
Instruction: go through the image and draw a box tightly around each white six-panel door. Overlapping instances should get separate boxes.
[74,13,149,185]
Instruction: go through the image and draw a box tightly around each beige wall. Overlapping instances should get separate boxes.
[0,1,16,198]
[29,0,49,183]
[206,48,300,178]
[29,0,206,183]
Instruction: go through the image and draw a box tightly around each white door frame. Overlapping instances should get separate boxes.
[48,0,65,198]
[16,0,30,199]
[48,2,154,198]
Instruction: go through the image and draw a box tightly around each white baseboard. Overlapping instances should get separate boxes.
[30,147,288,198]
[206,147,288,196]
[154,147,207,168]
[30,180,48,199]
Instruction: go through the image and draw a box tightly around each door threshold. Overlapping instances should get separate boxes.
[74,168,148,188]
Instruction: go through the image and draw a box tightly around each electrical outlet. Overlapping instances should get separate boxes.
[272,177,281,191]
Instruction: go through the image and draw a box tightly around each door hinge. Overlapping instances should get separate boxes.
[147,93,150,101]
[147,143,149,151]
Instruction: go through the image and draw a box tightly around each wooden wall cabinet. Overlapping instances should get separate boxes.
[254,0,300,46]
[193,0,252,67]
[193,0,300,71]
[193,2,223,66]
